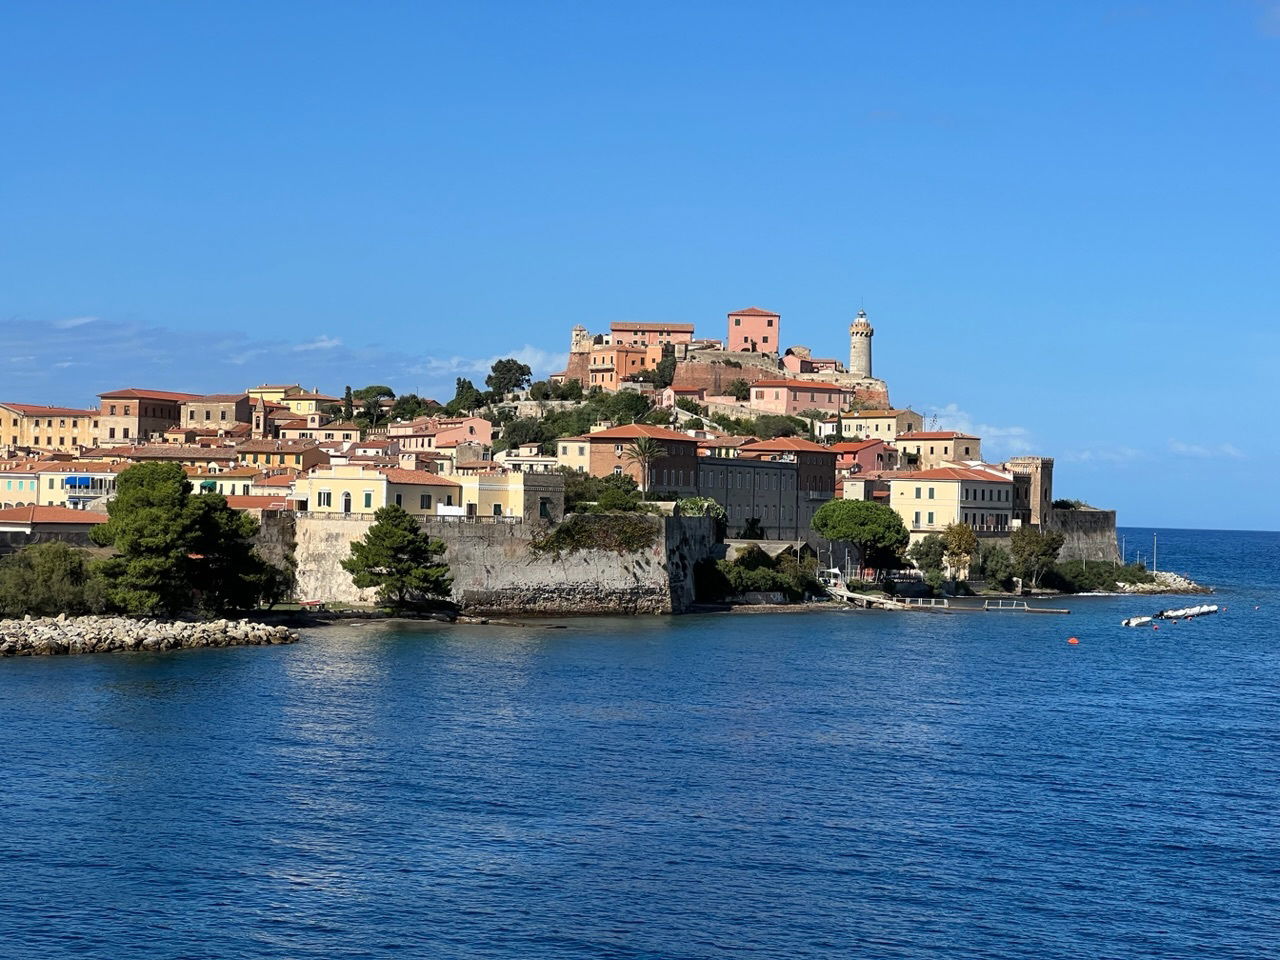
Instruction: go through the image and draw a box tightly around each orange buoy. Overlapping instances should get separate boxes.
[1067,637,1079,644]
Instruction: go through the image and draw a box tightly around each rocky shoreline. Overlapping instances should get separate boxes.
[1114,571,1212,595]
[0,615,298,657]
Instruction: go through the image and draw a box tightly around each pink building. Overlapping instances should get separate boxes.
[782,347,841,374]
[727,307,780,353]
[830,439,893,475]
[748,380,848,417]
[388,415,492,451]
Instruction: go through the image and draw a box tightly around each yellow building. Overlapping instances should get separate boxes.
[0,466,42,508]
[454,469,564,522]
[234,439,328,471]
[294,464,461,516]
[281,391,342,416]
[246,384,303,405]
[0,403,100,453]
[555,435,591,473]
[887,467,1013,542]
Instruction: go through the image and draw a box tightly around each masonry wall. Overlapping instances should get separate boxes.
[289,513,718,615]
[1046,508,1120,564]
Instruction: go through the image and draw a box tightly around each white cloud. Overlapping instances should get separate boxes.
[407,345,567,381]
[1168,439,1245,459]
[925,402,1034,457]
[1060,446,1146,464]
[294,335,342,352]
[6,355,36,363]
[53,316,98,329]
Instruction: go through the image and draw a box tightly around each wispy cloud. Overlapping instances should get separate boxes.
[1060,446,1146,464]
[1168,439,1245,459]
[926,402,1034,457]
[407,344,567,381]
[293,335,342,352]
[53,316,98,329]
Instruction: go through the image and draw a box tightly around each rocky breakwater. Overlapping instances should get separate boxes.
[1115,571,1212,595]
[0,615,298,657]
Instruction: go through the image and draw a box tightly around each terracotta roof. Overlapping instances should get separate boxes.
[98,388,201,402]
[185,394,248,404]
[830,440,884,453]
[750,380,846,391]
[235,439,321,453]
[610,322,696,332]
[85,445,237,460]
[585,424,697,443]
[35,461,130,474]
[896,431,980,440]
[251,384,301,391]
[378,469,460,487]
[291,392,341,401]
[0,505,108,525]
[739,437,833,453]
[257,474,297,487]
[222,495,290,510]
[842,409,912,418]
[0,403,98,417]
[728,307,780,316]
[888,468,1010,483]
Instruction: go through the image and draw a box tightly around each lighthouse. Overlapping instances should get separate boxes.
[849,309,874,378]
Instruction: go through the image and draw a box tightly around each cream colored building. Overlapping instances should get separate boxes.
[895,432,981,470]
[555,436,591,473]
[887,467,1013,542]
[1,403,101,453]
[829,408,924,442]
[281,391,342,416]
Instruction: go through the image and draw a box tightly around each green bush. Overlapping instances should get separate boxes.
[0,542,95,617]
[530,513,660,557]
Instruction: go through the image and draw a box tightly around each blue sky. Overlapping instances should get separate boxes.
[2,1,1278,530]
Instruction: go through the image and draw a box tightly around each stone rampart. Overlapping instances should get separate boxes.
[1047,508,1120,564]
[291,513,717,615]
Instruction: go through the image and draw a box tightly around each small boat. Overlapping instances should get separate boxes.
[1157,604,1218,621]
[1122,604,1217,627]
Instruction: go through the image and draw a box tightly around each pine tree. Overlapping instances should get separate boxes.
[341,505,452,611]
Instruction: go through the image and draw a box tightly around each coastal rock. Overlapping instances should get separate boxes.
[1115,571,1211,595]
[0,616,299,658]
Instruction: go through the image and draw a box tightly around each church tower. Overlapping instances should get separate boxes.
[849,309,874,378]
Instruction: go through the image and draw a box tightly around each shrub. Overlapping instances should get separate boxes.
[0,542,94,617]
[530,514,660,557]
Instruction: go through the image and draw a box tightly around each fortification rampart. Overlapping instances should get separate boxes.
[279,512,717,614]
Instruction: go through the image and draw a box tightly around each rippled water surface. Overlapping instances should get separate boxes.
[1,528,1278,959]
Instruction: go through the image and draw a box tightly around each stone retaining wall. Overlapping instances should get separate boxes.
[290,512,717,614]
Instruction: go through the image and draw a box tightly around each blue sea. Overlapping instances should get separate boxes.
[1,528,1277,959]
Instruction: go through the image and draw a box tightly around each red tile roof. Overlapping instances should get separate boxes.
[185,394,248,404]
[98,388,201,402]
[379,468,460,487]
[889,468,1011,483]
[0,505,108,525]
[830,440,884,453]
[728,306,780,316]
[257,474,297,487]
[896,431,980,440]
[842,409,913,418]
[0,402,98,417]
[222,495,290,510]
[750,380,846,391]
[610,322,696,332]
[585,424,697,443]
[740,437,833,453]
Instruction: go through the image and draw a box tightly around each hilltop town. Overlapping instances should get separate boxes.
[0,306,1117,610]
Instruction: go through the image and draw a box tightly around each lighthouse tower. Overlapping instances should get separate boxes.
[849,309,874,378]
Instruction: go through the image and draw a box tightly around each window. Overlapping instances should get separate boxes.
[317,490,332,507]
[109,428,116,439]
[613,466,623,475]
[189,410,196,421]
[493,504,502,516]
[342,492,353,513]
[915,486,921,499]
[122,428,130,439]
[220,411,227,421]
[577,445,585,456]
[363,490,373,509]
[913,511,920,525]
[734,318,741,326]
[204,410,211,421]
[927,511,934,525]
[445,494,454,506]
[927,487,934,499]
[420,494,431,509]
